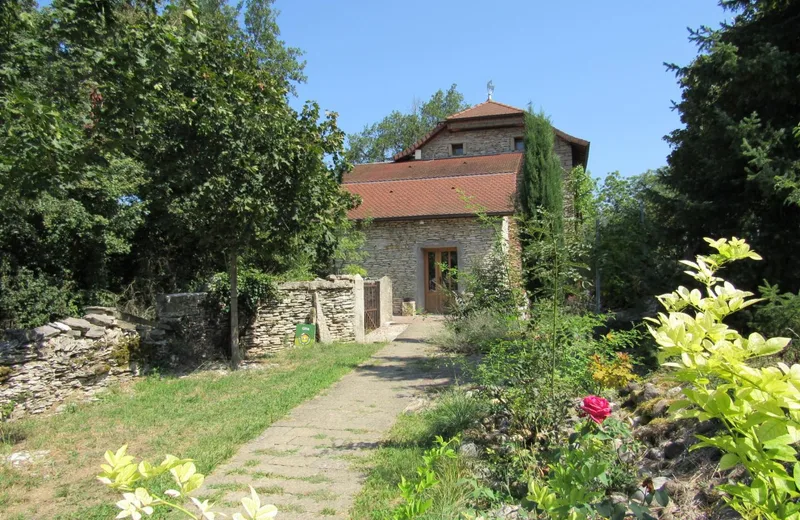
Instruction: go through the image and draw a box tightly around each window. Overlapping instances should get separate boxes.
[450,143,464,156]
[514,137,524,151]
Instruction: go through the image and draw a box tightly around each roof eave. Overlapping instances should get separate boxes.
[351,210,514,222]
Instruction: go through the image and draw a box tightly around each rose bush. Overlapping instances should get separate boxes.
[580,396,611,424]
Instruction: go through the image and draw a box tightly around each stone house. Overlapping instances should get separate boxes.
[342,100,589,313]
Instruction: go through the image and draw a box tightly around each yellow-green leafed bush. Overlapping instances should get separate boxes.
[648,237,800,519]
[98,445,278,519]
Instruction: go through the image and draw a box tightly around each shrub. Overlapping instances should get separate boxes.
[393,437,460,520]
[527,417,665,519]
[435,309,519,354]
[423,391,489,442]
[589,352,637,390]
[0,263,79,329]
[750,281,800,362]
[206,267,280,328]
[98,445,278,519]
[648,237,800,519]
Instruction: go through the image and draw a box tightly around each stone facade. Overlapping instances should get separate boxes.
[421,126,524,160]
[361,217,506,305]
[419,116,574,171]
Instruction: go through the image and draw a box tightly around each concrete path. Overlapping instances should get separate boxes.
[201,316,452,519]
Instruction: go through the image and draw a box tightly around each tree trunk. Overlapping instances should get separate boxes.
[229,252,241,370]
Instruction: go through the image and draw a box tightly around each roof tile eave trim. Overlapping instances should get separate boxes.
[342,168,521,185]
[351,211,515,222]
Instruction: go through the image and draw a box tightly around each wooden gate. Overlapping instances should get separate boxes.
[364,281,380,333]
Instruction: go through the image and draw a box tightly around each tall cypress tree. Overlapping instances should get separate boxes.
[517,110,565,298]
[518,110,564,233]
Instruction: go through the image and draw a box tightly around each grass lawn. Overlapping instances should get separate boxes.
[0,341,382,519]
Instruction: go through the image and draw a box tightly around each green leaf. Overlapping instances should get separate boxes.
[719,453,740,471]
[654,488,670,507]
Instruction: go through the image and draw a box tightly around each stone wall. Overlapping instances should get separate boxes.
[243,277,362,356]
[155,276,365,359]
[0,312,149,418]
[361,217,504,306]
[155,292,224,364]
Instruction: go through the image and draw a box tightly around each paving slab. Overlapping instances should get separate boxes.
[201,316,450,519]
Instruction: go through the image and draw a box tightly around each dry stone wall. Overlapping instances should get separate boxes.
[0,308,163,418]
[1,277,368,418]
[156,276,364,359]
[243,277,359,356]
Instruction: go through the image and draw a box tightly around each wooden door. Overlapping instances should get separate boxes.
[423,248,458,313]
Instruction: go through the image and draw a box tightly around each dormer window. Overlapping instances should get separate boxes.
[514,137,524,151]
[451,143,464,156]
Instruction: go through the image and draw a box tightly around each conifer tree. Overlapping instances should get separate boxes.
[518,110,564,233]
[518,110,565,298]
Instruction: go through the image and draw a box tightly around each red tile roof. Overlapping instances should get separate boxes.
[344,172,517,220]
[343,153,522,184]
[446,100,524,120]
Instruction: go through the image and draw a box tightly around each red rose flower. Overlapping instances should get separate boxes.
[580,395,611,424]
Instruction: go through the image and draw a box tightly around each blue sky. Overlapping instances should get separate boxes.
[276,1,729,179]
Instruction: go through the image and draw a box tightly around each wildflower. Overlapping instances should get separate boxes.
[580,395,611,424]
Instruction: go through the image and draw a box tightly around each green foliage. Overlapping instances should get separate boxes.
[648,237,800,519]
[435,309,520,354]
[207,267,280,325]
[564,165,596,235]
[98,445,278,519]
[0,263,79,329]
[528,419,665,520]
[518,111,564,235]
[393,437,459,520]
[589,352,638,390]
[351,396,476,520]
[593,171,677,311]
[0,0,355,328]
[750,281,800,362]
[521,209,589,304]
[422,391,489,442]
[346,85,468,164]
[331,217,371,276]
[661,0,800,293]
[445,207,525,320]
[475,307,609,440]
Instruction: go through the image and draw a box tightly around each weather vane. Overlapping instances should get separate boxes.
[487,80,494,101]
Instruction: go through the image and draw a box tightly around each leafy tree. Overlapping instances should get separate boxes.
[661,0,800,293]
[593,171,677,311]
[0,0,356,346]
[345,84,468,164]
[133,1,353,367]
